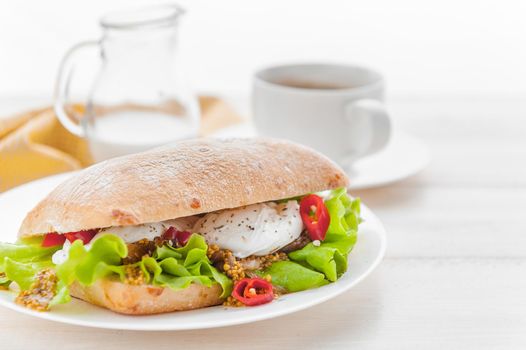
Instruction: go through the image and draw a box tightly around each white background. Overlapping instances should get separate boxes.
[0,0,525,98]
[1,2,526,347]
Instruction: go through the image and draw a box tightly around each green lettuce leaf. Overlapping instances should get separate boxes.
[3,258,54,290]
[0,239,58,265]
[132,234,233,298]
[0,237,59,289]
[259,261,328,292]
[52,235,128,305]
[325,187,361,242]
[288,244,347,282]
[60,235,128,285]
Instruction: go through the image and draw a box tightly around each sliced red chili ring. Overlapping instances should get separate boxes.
[64,229,99,245]
[232,277,274,306]
[299,194,330,241]
[175,231,192,246]
[162,226,177,240]
[41,232,66,247]
[42,229,99,247]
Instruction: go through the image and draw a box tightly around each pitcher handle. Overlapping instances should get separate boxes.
[54,40,100,137]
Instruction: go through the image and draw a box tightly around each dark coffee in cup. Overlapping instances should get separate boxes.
[274,79,350,90]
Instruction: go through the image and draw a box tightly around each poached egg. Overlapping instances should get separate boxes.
[193,200,303,258]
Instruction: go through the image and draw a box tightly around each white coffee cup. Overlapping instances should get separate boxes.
[252,63,392,168]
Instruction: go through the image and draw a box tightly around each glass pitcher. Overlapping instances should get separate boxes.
[54,4,200,162]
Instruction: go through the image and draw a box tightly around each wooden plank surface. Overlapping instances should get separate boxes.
[1,95,525,349]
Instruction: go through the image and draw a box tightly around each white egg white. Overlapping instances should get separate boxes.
[193,200,303,258]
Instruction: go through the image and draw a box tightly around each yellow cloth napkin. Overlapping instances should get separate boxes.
[0,96,243,192]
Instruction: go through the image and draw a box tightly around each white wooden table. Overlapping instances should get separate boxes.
[1,95,525,349]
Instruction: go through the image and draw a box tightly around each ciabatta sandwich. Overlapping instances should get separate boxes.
[0,138,361,314]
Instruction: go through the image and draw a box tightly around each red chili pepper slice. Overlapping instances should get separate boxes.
[232,277,274,306]
[299,194,330,241]
[175,231,192,246]
[64,229,99,244]
[162,226,177,240]
[41,232,66,247]
[162,227,192,246]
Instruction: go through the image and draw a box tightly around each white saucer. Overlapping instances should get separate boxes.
[0,173,386,330]
[212,124,430,190]
[348,128,431,190]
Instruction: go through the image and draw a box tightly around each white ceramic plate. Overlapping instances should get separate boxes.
[0,173,387,330]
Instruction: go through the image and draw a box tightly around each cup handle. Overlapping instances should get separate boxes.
[343,98,392,163]
[54,40,100,137]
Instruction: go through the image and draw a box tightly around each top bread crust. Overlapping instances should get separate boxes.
[19,138,349,237]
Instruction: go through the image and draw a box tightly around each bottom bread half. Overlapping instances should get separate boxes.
[70,279,224,315]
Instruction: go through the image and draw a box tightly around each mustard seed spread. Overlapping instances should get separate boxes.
[15,268,57,312]
[0,272,8,290]
[124,265,146,285]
